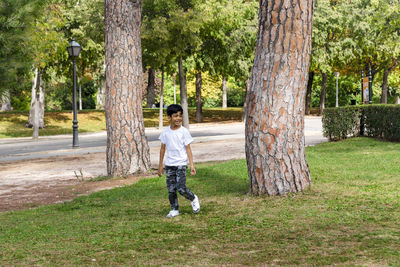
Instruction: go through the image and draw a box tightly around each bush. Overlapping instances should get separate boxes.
[363,105,400,141]
[322,106,361,141]
[323,105,400,142]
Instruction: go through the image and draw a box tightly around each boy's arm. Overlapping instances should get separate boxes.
[158,143,166,177]
[185,144,196,175]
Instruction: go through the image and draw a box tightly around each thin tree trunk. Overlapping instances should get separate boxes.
[305,71,314,115]
[195,72,203,123]
[396,95,400,104]
[381,58,400,104]
[146,68,156,108]
[159,70,164,129]
[104,0,150,177]
[381,69,389,104]
[222,76,227,108]
[96,78,106,109]
[1,91,12,111]
[178,56,189,128]
[319,72,327,115]
[79,78,82,110]
[245,0,313,196]
[27,68,45,129]
[173,73,176,104]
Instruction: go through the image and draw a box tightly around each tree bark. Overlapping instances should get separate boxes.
[381,57,400,104]
[178,56,190,128]
[96,78,106,110]
[245,0,313,196]
[1,91,12,111]
[305,71,314,115]
[27,68,45,129]
[319,72,327,115]
[104,0,151,177]
[396,95,400,104]
[222,76,227,108]
[159,70,164,129]
[195,72,203,123]
[146,68,156,108]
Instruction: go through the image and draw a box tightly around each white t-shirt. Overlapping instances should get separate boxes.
[159,126,194,166]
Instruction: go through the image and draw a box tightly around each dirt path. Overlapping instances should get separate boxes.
[0,138,245,212]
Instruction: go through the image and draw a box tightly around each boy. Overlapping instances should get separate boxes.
[158,104,200,218]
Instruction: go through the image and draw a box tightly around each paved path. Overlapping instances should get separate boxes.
[0,116,326,162]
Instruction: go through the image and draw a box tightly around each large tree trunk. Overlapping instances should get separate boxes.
[305,71,314,115]
[222,76,227,108]
[245,0,313,196]
[146,68,156,108]
[178,56,189,128]
[104,0,151,177]
[319,72,327,115]
[195,72,203,123]
[1,91,12,111]
[27,68,45,129]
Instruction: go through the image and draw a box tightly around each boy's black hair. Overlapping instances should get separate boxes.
[167,104,183,117]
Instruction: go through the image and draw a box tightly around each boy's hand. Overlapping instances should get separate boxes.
[158,166,164,177]
[190,166,196,176]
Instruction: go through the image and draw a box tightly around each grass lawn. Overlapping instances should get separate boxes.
[1,137,399,265]
[0,108,243,139]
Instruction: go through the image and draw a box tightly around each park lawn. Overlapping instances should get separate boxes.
[0,108,243,138]
[1,137,400,265]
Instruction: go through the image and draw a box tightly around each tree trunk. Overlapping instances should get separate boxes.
[27,68,45,129]
[319,72,327,115]
[195,72,203,123]
[396,95,400,104]
[245,0,313,196]
[159,70,164,129]
[305,71,314,115]
[78,77,82,110]
[1,91,12,111]
[242,68,252,121]
[173,73,177,104]
[178,56,190,128]
[104,0,151,177]
[146,68,156,108]
[381,58,400,104]
[96,78,106,109]
[222,76,227,108]
[380,69,389,104]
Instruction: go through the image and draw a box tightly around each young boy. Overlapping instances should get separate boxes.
[158,104,200,218]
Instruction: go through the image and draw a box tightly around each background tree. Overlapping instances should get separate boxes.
[104,0,150,177]
[246,0,313,195]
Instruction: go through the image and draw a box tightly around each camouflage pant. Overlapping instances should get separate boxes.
[165,165,195,211]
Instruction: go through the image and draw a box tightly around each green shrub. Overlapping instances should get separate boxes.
[363,104,400,141]
[323,105,400,142]
[322,106,361,141]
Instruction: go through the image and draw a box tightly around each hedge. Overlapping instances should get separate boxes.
[322,105,400,142]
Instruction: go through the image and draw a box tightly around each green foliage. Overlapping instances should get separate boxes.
[322,106,361,141]
[363,104,400,141]
[323,105,400,141]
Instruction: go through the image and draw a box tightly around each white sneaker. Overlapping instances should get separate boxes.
[166,210,179,218]
[191,195,200,213]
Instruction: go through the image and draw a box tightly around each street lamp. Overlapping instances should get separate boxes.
[335,72,339,107]
[67,39,81,148]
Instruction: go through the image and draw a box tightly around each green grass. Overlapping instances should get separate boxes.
[1,137,400,265]
[0,108,243,138]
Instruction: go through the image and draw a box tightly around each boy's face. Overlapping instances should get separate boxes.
[169,111,182,128]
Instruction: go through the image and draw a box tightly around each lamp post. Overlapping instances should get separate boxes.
[67,39,81,148]
[335,72,339,107]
